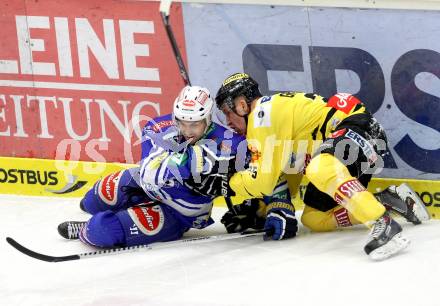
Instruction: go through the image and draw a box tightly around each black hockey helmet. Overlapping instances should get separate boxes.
[215,73,262,112]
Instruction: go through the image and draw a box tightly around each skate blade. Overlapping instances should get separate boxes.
[397,183,430,222]
[369,232,410,261]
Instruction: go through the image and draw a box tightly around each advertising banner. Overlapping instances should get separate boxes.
[0,156,135,197]
[182,3,440,180]
[0,0,187,163]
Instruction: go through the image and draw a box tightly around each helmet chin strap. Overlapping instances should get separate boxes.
[223,96,251,135]
[230,104,249,135]
[228,96,251,117]
[202,117,211,134]
[234,101,251,120]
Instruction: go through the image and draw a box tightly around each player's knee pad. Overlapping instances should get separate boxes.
[115,204,188,247]
[81,188,100,214]
[81,168,151,214]
[305,153,352,196]
[80,210,125,247]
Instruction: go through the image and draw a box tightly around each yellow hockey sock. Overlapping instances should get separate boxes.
[305,154,385,225]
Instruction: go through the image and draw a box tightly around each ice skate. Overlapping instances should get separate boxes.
[374,183,430,225]
[364,214,410,261]
[57,221,87,240]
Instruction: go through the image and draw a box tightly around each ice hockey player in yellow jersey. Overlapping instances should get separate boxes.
[215,72,429,260]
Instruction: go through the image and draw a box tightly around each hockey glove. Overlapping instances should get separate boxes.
[190,173,236,198]
[264,204,298,240]
[221,199,266,233]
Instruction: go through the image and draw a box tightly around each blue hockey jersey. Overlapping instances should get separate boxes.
[139,114,247,229]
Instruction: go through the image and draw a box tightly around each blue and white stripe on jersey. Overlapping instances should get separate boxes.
[139,135,214,228]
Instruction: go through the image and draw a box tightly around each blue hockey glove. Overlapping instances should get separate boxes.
[264,204,298,240]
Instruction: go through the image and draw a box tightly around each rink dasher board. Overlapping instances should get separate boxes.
[0,156,438,220]
[0,156,135,197]
[215,177,440,220]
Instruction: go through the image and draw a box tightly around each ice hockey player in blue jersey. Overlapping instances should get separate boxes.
[57,85,251,247]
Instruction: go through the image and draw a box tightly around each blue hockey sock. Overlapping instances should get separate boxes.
[80,211,126,247]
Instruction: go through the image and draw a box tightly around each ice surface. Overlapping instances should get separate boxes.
[1,195,439,306]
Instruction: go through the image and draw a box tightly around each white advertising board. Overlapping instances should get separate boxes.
[183,3,440,179]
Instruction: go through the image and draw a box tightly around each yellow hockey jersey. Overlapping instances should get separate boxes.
[229,92,367,198]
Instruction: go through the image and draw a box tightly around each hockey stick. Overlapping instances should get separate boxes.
[221,174,237,214]
[6,230,265,263]
[225,197,236,214]
[159,1,237,213]
[160,0,191,85]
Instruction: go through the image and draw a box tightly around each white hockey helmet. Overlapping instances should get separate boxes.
[173,85,214,127]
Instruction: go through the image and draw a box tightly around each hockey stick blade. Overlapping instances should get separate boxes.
[6,237,80,262]
[6,230,266,263]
